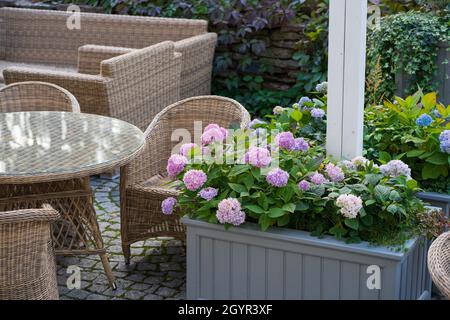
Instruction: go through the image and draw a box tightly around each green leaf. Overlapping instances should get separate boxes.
[365,199,376,206]
[406,149,426,158]
[389,190,402,201]
[378,151,392,164]
[268,207,286,218]
[361,214,373,226]
[406,179,418,189]
[421,92,436,109]
[344,218,359,230]
[228,183,247,194]
[291,109,302,122]
[277,214,290,227]
[387,204,398,214]
[259,215,272,231]
[329,225,347,239]
[422,163,448,179]
[374,185,392,202]
[282,203,296,213]
[295,201,309,211]
[426,152,448,165]
[228,165,250,177]
[244,204,265,214]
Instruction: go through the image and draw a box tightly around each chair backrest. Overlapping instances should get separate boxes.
[0,81,80,112]
[101,42,181,131]
[128,95,251,185]
[0,7,207,66]
[0,205,60,300]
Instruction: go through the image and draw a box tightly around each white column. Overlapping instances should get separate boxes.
[326,0,368,160]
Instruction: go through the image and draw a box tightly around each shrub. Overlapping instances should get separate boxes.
[364,91,450,193]
[366,11,449,104]
[162,123,440,246]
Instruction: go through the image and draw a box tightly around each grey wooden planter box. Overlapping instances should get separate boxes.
[182,217,431,300]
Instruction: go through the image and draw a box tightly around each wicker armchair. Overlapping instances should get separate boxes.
[428,231,450,299]
[0,205,60,300]
[120,96,251,262]
[0,81,80,112]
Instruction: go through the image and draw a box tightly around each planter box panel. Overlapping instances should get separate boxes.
[184,218,431,300]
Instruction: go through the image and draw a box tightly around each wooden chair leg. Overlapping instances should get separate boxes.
[100,253,116,290]
[122,244,131,265]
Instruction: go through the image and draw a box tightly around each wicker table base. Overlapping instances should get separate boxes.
[0,178,116,289]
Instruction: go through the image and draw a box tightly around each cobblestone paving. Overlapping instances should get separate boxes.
[56,177,186,300]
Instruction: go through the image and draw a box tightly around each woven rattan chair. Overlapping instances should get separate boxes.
[0,204,60,300]
[120,96,251,263]
[0,81,80,112]
[1,7,217,129]
[428,231,450,299]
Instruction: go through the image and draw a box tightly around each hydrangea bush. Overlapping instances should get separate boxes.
[364,91,450,193]
[162,122,441,246]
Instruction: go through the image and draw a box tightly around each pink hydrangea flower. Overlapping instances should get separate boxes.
[275,132,295,151]
[204,123,220,132]
[216,198,246,226]
[183,169,207,191]
[266,168,289,187]
[201,127,225,145]
[298,180,310,191]
[179,143,199,157]
[166,154,188,178]
[161,197,177,215]
[245,146,272,168]
[325,163,345,182]
[310,172,327,185]
[198,187,218,201]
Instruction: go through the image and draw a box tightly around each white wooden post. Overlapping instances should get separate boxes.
[326,0,368,160]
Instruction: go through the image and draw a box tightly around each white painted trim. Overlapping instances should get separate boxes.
[326,0,368,160]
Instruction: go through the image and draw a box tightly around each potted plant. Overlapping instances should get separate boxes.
[160,122,445,300]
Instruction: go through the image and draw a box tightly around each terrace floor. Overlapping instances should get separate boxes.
[56,177,186,300]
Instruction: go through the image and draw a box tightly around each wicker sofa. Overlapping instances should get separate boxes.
[0,7,217,129]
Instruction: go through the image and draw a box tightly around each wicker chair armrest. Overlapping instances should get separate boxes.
[0,204,60,224]
[4,67,111,116]
[78,45,135,75]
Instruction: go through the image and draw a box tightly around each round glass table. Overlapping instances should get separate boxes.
[0,112,146,289]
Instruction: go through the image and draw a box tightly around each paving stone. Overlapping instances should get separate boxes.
[56,177,186,300]
[123,290,146,300]
[66,289,91,300]
[155,287,176,298]
[143,293,163,300]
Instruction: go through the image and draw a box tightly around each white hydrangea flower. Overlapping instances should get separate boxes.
[336,194,363,219]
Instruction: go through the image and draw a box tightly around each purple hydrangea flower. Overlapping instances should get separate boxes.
[310,172,327,185]
[311,108,325,119]
[245,146,272,168]
[292,137,309,152]
[298,180,310,191]
[166,154,188,178]
[325,163,345,182]
[161,197,177,215]
[266,168,289,187]
[183,169,207,191]
[204,123,220,132]
[198,187,218,201]
[248,118,266,129]
[275,132,295,151]
[298,96,311,107]
[439,130,450,154]
[315,81,328,93]
[179,143,198,157]
[216,198,246,226]
[416,114,433,127]
[380,160,411,178]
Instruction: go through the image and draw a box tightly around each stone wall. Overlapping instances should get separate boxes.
[218,23,305,91]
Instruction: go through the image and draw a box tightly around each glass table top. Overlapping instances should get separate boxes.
[0,112,145,183]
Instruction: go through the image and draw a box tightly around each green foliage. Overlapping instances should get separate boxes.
[366,11,449,104]
[169,125,437,246]
[364,91,450,193]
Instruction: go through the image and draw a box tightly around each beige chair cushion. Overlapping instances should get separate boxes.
[0,60,76,83]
